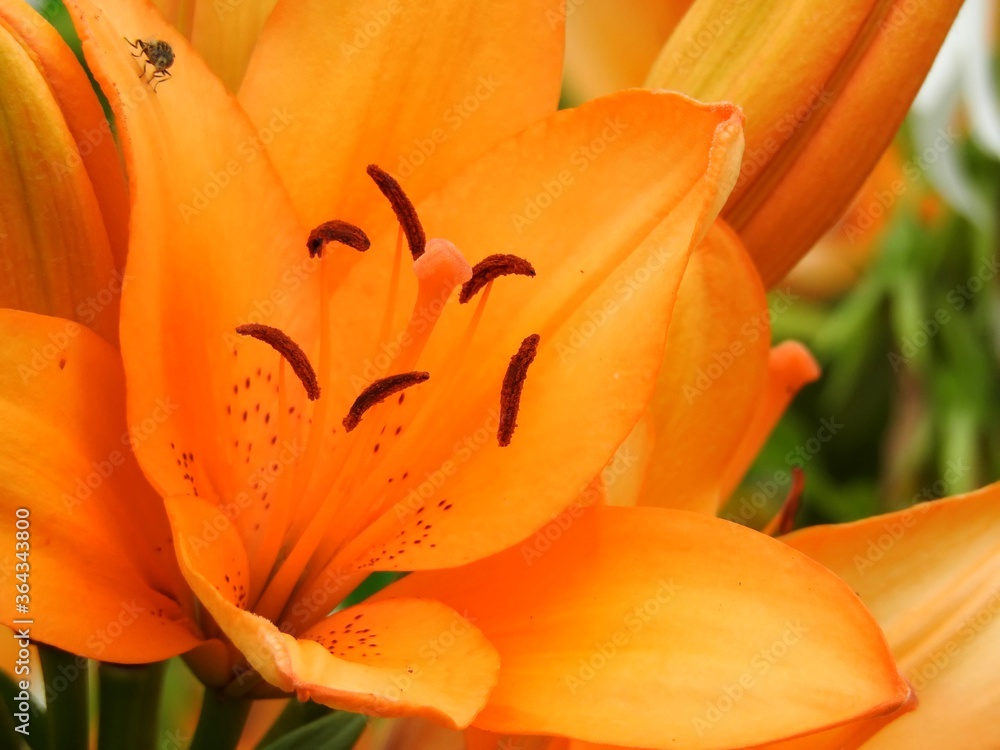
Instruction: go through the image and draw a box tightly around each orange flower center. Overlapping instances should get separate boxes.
[230,166,542,628]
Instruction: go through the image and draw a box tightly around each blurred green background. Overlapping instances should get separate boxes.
[735,119,1000,529]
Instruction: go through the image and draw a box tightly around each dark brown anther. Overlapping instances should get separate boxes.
[498,334,540,447]
[343,371,430,432]
[459,254,536,304]
[306,220,371,258]
[366,164,426,260]
[235,324,320,401]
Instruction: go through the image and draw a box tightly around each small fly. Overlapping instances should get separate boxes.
[124,37,174,92]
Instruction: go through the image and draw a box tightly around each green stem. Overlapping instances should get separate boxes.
[256,700,331,746]
[39,644,89,750]
[96,662,165,750]
[189,692,251,750]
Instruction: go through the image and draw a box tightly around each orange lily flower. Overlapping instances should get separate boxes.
[361,165,999,745]
[149,0,276,92]
[602,220,821,518]
[364,489,1000,749]
[0,0,128,342]
[575,214,1000,747]
[646,0,963,286]
[1,0,914,745]
[784,144,907,300]
[562,0,963,554]
[562,0,695,102]
[563,0,963,286]
[784,484,1000,748]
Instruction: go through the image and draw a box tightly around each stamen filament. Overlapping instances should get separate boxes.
[377,227,405,353]
[389,238,472,373]
[257,261,334,620]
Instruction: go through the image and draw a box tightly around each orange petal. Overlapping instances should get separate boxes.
[524,712,917,750]
[0,0,129,272]
[718,340,821,501]
[783,483,1000,748]
[238,0,564,228]
[555,698,919,750]
[167,495,498,726]
[648,0,963,285]
[784,144,905,300]
[238,699,289,749]
[564,0,694,101]
[381,506,909,749]
[0,310,199,662]
[745,690,916,749]
[295,92,745,598]
[627,219,770,514]
[602,413,655,508]
[67,0,318,594]
[0,14,119,342]
[151,0,278,92]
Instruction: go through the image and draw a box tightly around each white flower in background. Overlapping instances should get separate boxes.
[911,0,1000,226]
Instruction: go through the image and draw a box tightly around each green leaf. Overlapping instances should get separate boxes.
[0,667,49,750]
[339,571,406,609]
[256,700,331,746]
[259,711,366,750]
[96,662,165,750]
[39,645,90,750]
